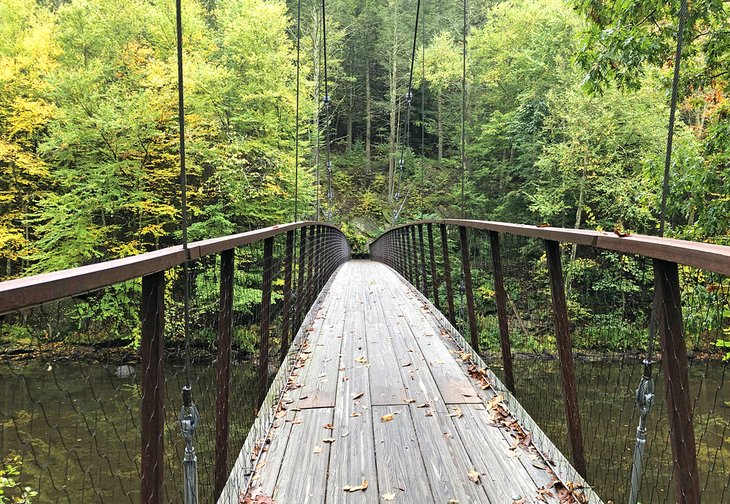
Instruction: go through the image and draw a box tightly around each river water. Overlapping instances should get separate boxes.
[1,358,727,503]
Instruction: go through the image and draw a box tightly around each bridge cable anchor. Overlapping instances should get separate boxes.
[180,385,201,504]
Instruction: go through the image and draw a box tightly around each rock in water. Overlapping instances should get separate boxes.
[116,364,136,379]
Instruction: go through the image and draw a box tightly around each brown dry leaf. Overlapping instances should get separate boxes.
[403,398,416,404]
[323,423,334,430]
[351,412,362,417]
[274,410,287,419]
[513,498,526,504]
[380,413,395,423]
[381,492,396,501]
[467,469,481,483]
[355,356,369,364]
[416,403,430,408]
[322,437,336,443]
[352,392,364,400]
[448,407,464,419]
[313,446,323,454]
[460,352,472,362]
[290,418,302,425]
[425,410,433,417]
[343,479,369,492]
[446,500,459,504]
[487,394,504,410]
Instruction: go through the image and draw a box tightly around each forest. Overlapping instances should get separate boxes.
[0,0,728,353]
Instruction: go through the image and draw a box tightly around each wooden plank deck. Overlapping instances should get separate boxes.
[232,260,597,504]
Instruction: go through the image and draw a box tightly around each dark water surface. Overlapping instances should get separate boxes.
[1,358,727,503]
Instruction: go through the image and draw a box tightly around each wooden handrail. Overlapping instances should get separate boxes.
[0,221,345,315]
[373,219,730,276]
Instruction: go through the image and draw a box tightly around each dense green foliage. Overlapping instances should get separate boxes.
[0,0,727,353]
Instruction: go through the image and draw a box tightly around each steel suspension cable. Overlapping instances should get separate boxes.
[420,0,426,219]
[294,0,301,221]
[174,0,200,502]
[321,0,333,221]
[394,0,422,222]
[460,0,467,219]
[629,2,688,503]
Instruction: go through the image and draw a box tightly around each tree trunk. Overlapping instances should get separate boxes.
[437,93,443,165]
[365,59,372,175]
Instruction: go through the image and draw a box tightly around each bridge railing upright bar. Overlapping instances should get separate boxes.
[0,222,350,504]
[370,219,730,504]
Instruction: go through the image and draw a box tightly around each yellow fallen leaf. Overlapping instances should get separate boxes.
[343,479,369,492]
[380,413,395,423]
[447,500,459,503]
[448,407,463,418]
[487,394,504,410]
[355,356,369,364]
[460,352,472,362]
[313,446,322,454]
[382,492,396,501]
[467,469,481,483]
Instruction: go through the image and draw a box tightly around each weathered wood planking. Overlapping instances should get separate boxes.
[231,260,596,504]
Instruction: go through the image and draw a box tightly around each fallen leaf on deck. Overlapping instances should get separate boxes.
[290,418,302,425]
[425,410,433,417]
[341,431,350,437]
[416,403,430,408]
[275,410,287,419]
[322,437,336,443]
[381,492,396,501]
[446,499,459,503]
[313,446,322,454]
[352,392,364,400]
[351,412,362,417]
[355,356,369,364]
[401,362,412,367]
[513,498,526,504]
[323,423,334,430]
[460,353,472,362]
[403,398,416,404]
[467,469,481,483]
[504,447,520,458]
[448,407,464,418]
[380,413,395,423]
[487,394,504,410]
[343,479,369,492]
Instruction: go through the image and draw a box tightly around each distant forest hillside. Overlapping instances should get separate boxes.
[1,0,728,277]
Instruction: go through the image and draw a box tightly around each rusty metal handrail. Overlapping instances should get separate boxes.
[0,221,343,315]
[373,219,730,276]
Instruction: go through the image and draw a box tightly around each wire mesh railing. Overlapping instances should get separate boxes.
[370,219,729,504]
[0,222,350,504]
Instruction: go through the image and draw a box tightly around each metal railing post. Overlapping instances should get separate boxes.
[489,231,515,393]
[214,249,234,500]
[258,237,274,406]
[294,226,307,331]
[281,230,295,362]
[545,239,587,477]
[459,226,479,351]
[427,224,440,310]
[654,259,700,504]
[306,226,316,309]
[440,224,456,323]
[410,226,420,290]
[418,224,428,294]
[141,271,165,504]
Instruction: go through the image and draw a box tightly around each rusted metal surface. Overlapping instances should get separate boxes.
[418,224,428,292]
[544,240,587,478]
[459,226,479,351]
[281,230,295,362]
[427,223,440,310]
[258,237,274,407]
[654,259,700,504]
[294,227,307,332]
[214,249,234,501]
[140,271,165,504]
[440,224,456,324]
[489,231,514,393]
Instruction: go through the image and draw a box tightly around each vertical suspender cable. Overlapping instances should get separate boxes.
[294,0,301,221]
[460,0,467,219]
[175,2,200,503]
[628,2,688,503]
[321,0,333,221]
[420,0,425,219]
[393,0,422,223]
